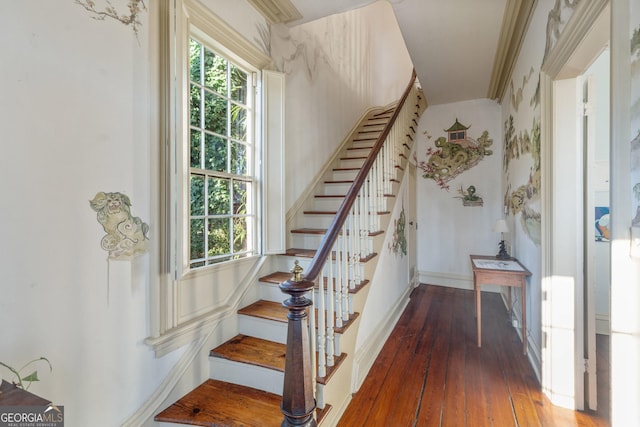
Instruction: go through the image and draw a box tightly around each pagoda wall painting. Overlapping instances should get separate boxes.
[417,118,494,190]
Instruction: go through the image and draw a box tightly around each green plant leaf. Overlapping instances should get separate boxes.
[21,371,39,382]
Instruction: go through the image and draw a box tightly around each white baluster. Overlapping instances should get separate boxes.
[317,266,326,378]
[326,249,335,367]
[335,234,343,328]
[341,223,349,324]
[308,283,317,397]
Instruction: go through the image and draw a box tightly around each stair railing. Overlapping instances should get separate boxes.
[280,70,422,426]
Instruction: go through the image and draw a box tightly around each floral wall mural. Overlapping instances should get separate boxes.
[75,0,146,36]
[89,192,149,259]
[502,0,581,247]
[416,118,494,190]
[631,22,640,225]
[503,115,541,244]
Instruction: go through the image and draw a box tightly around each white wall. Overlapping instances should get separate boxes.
[270,1,413,211]
[0,1,414,425]
[0,1,186,425]
[416,99,504,288]
[610,0,640,424]
[356,173,411,349]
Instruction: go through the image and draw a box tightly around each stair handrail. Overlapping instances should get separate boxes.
[305,69,417,281]
[279,70,418,426]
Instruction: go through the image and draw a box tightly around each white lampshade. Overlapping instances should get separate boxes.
[492,219,509,233]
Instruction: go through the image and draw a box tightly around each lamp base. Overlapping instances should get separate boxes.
[496,240,510,259]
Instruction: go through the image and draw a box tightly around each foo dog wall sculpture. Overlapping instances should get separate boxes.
[89,191,149,259]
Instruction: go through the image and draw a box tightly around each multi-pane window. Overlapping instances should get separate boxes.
[188,38,255,268]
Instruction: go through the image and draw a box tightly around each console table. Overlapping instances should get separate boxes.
[470,255,531,355]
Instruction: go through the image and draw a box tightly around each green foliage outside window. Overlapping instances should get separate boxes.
[189,38,253,268]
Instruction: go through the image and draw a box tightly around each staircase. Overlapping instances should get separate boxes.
[155,75,424,427]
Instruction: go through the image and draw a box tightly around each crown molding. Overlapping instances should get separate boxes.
[541,0,609,79]
[487,0,537,102]
[185,0,272,69]
[246,0,302,24]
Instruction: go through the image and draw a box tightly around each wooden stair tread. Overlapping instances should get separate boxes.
[155,379,332,427]
[284,248,379,263]
[303,210,338,215]
[284,248,317,258]
[290,228,327,235]
[238,300,287,323]
[155,379,283,427]
[324,179,353,184]
[290,228,384,236]
[259,271,291,284]
[259,271,369,294]
[211,334,286,371]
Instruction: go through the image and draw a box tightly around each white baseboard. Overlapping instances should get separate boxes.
[596,314,610,335]
[419,270,472,289]
[418,270,503,293]
[351,286,412,392]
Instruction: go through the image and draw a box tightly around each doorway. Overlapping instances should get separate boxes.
[539,0,610,415]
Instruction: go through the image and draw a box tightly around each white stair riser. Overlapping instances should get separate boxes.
[239,315,287,344]
[274,256,312,272]
[350,140,375,149]
[210,357,283,395]
[323,182,352,194]
[339,158,365,169]
[259,281,288,302]
[332,169,359,181]
[302,215,336,229]
[313,197,344,211]
[290,233,325,248]
[346,147,371,157]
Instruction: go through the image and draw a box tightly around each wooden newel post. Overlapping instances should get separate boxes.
[279,261,317,427]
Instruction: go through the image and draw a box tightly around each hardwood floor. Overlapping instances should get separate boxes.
[338,284,610,427]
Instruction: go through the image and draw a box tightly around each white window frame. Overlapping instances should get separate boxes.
[185,33,258,270]
[146,0,278,356]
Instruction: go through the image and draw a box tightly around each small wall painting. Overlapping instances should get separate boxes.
[595,206,610,242]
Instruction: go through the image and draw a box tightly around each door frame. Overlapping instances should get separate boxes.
[539,0,609,411]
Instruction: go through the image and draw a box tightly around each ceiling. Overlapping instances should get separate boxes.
[250,0,536,106]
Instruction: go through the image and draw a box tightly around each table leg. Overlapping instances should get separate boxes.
[522,279,527,355]
[476,283,482,347]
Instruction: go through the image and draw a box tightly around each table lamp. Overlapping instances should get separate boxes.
[492,219,510,259]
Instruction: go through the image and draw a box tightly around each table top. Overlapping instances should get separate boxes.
[470,255,531,276]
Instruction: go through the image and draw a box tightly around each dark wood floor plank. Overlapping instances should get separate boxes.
[477,294,519,427]
[414,286,454,426]
[482,291,542,427]
[440,287,468,427]
[338,284,610,427]
[385,287,442,425]
[362,286,434,426]
[461,291,492,427]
